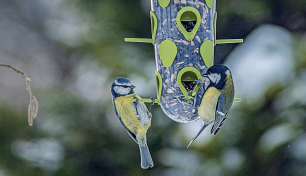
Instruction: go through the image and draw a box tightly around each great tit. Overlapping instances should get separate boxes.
[187,65,234,148]
[111,77,154,169]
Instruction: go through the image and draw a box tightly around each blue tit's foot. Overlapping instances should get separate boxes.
[133,96,139,103]
[148,97,154,118]
[133,97,140,117]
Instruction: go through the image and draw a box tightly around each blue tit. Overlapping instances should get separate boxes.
[187,65,234,148]
[111,77,154,169]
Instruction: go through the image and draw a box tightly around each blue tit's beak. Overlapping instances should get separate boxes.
[131,85,136,89]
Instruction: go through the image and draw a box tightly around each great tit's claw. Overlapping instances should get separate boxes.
[192,108,197,114]
[195,79,204,84]
[188,90,195,97]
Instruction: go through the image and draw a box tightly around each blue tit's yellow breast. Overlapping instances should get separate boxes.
[114,94,151,136]
[198,87,221,122]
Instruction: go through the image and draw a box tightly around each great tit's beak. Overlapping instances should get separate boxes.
[202,75,210,90]
[202,75,210,81]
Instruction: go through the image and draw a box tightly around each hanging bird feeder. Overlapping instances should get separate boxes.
[125,0,242,123]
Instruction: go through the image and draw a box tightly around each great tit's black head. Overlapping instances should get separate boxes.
[204,65,231,90]
[111,77,135,98]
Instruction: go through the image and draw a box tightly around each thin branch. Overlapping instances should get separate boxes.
[0,64,38,126]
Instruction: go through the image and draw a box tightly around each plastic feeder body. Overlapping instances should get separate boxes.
[152,0,216,123]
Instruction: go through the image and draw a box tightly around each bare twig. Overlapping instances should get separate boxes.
[0,64,38,126]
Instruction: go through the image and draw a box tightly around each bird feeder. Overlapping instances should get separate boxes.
[125,0,242,123]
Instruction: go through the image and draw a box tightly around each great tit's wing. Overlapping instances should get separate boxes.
[211,94,229,135]
[187,121,212,148]
[113,103,138,144]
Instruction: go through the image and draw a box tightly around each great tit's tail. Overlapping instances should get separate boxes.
[139,144,154,169]
[187,122,211,148]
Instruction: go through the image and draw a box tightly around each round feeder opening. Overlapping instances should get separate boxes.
[181,71,197,92]
[180,11,197,32]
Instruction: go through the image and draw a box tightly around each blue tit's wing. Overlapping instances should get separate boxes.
[113,103,138,144]
[134,99,151,126]
[211,94,229,135]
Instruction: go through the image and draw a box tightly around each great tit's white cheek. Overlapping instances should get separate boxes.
[208,74,214,83]
[209,73,221,84]
[216,74,221,84]
[114,86,130,95]
[225,70,230,76]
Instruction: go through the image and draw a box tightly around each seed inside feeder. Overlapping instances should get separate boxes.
[182,81,196,92]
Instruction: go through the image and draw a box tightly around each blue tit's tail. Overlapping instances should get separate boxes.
[139,144,154,169]
[187,122,212,148]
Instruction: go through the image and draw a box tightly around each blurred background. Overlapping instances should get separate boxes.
[0,0,306,175]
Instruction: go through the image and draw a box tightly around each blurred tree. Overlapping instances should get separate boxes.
[0,64,38,126]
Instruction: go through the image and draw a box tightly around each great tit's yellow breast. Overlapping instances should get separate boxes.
[198,87,221,122]
[115,94,151,136]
